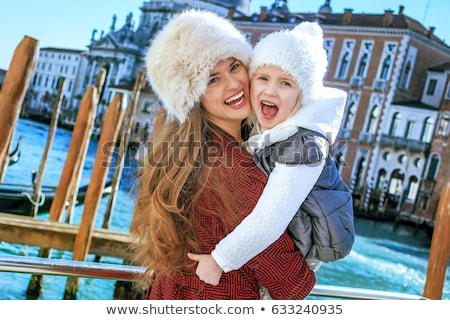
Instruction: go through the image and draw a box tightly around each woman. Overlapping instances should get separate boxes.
[131,9,315,300]
[190,23,354,287]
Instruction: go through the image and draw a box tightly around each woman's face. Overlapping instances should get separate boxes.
[200,58,251,139]
[250,65,300,129]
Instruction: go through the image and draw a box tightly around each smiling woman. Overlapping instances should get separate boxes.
[130,9,316,300]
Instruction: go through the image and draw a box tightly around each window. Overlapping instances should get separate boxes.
[337,52,350,79]
[426,154,439,180]
[354,157,366,190]
[380,55,391,79]
[376,42,397,81]
[356,53,368,77]
[399,61,411,89]
[421,117,434,142]
[323,38,335,64]
[426,79,437,95]
[404,120,415,139]
[388,169,404,196]
[366,105,380,134]
[343,102,356,129]
[436,114,449,137]
[335,39,355,80]
[375,169,387,192]
[406,176,418,201]
[388,112,401,135]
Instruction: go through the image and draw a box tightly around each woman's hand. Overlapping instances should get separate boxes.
[187,253,223,285]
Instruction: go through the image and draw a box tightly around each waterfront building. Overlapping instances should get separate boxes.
[23,47,87,128]
[18,0,450,227]
[232,1,450,228]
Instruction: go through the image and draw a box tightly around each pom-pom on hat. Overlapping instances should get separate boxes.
[146,9,252,123]
[249,22,328,107]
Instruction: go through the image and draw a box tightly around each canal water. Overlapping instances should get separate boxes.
[0,118,449,300]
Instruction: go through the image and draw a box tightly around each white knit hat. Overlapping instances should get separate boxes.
[249,22,328,107]
[146,9,252,123]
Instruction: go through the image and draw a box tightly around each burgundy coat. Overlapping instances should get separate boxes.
[147,137,315,300]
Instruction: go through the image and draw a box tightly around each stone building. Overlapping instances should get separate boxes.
[233,1,450,228]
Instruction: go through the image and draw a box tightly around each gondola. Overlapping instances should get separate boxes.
[0,181,113,216]
[8,135,23,166]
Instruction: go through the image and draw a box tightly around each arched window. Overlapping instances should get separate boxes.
[356,53,368,77]
[338,52,350,79]
[366,105,380,134]
[389,112,401,136]
[343,102,356,129]
[421,117,434,142]
[380,55,391,79]
[399,60,411,89]
[436,114,449,137]
[426,154,439,180]
[406,176,418,200]
[404,120,415,139]
[375,169,387,192]
[354,157,366,190]
[388,169,404,196]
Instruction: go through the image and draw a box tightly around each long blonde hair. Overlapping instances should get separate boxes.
[131,105,242,277]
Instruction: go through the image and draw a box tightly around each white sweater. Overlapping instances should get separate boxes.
[211,87,347,272]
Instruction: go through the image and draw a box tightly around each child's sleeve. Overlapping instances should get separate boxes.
[211,160,324,272]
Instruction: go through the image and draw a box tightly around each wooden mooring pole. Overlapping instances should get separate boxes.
[0,36,39,183]
[30,77,66,216]
[26,86,98,299]
[95,69,145,262]
[423,180,450,300]
[63,93,126,299]
[64,69,106,224]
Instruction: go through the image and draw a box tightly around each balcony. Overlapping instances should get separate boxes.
[337,128,352,140]
[359,132,375,145]
[350,76,364,89]
[372,78,387,92]
[379,134,430,154]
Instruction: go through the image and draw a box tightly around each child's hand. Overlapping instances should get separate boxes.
[187,253,223,285]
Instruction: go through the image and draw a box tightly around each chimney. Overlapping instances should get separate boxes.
[382,9,394,27]
[259,6,267,21]
[427,26,435,38]
[342,8,353,25]
[227,7,236,19]
[398,5,404,16]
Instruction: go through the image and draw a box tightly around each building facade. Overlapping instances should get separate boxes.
[233,1,450,228]
[22,47,87,127]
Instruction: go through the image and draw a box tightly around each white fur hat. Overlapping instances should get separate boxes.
[146,9,252,123]
[249,22,328,107]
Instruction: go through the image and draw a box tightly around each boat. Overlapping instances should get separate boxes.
[8,135,22,166]
[0,181,112,216]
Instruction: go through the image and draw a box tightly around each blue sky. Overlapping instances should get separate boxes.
[0,0,448,70]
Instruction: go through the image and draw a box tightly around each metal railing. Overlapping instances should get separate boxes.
[0,254,426,300]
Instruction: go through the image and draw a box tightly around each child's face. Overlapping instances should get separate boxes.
[250,65,300,129]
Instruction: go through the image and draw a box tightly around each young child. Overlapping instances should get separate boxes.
[188,22,354,285]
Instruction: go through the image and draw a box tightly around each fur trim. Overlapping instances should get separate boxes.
[146,9,252,123]
[249,22,328,107]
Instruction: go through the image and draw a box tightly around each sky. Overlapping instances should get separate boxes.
[0,0,448,70]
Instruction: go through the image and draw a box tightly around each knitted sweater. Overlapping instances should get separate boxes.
[212,87,349,272]
[147,137,315,300]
